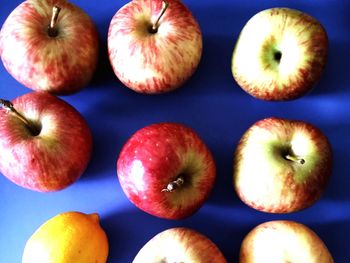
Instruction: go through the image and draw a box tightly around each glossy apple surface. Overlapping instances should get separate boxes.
[0,92,93,192]
[0,0,99,95]
[133,227,227,263]
[117,123,216,219]
[231,8,328,101]
[233,117,332,213]
[239,220,334,263]
[108,0,202,94]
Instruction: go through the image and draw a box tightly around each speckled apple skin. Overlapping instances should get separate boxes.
[232,8,328,101]
[239,221,334,263]
[134,227,227,263]
[233,117,332,213]
[0,0,99,95]
[117,123,216,219]
[0,92,93,192]
[108,0,202,94]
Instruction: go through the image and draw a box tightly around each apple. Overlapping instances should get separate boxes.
[117,123,216,219]
[239,220,334,263]
[233,117,332,213]
[0,0,99,95]
[133,227,227,263]
[231,8,328,101]
[0,91,92,192]
[108,0,202,94]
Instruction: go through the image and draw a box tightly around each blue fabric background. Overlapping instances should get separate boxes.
[1,0,349,262]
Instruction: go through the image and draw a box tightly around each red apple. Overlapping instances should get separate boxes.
[133,227,227,263]
[0,0,99,95]
[231,8,328,101]
[239,220,334,263]
[108,0,202,94]
[233,117,332,213]
[0,91,93,192]
[117,123,216,219]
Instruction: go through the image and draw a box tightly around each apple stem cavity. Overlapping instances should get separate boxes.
[274,51,282,63]
[150,1,169,34]
[285,154,305,165]
[48,6,61,38]
[161,176,184,192]
[0,99,41,136]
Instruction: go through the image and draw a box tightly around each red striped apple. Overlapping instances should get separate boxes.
[117,123,216,219]
[133,227,227,263]
[239,220,334,263]
[233,117,332,213]
[0,0,99,95]
[108,0,202,94]
[0,92,92,192]
[231,8,328,101]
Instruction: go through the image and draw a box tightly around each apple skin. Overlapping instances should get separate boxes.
[117,123,216,220]
[133,227,227,263]
[233,117,332,213]
[231,8,328,101]
[0,0,99,95]
[239,220,334,263]
[0,92,93,192]
[108,0,202,94]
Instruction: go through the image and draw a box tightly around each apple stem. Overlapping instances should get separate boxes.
[285,154,305,165]
[0,99,40,136]
[151,1,169,33]
[48,6,61,37]
[161,177,184,192]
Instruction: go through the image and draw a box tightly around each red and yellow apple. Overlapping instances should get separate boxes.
[0,0,99,95]
[117,123,216,219]
[133,227,227,263]
[239,220,334,263]
[0,92,93,192]
[233,117,332,213]
[231,8,328,101]
[108,0,202,94]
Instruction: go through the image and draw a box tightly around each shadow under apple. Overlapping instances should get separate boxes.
[89,36,118,89]
[318,123,350,202]
[80,128,121,181]
[85,7,120,89]
[310,40,350,97]
[312,220,350,263]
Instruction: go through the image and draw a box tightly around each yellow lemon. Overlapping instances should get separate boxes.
[22,211,109,263]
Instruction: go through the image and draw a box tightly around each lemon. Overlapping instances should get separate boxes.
[22,211,109,263]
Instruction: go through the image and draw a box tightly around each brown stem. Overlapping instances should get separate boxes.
[151,1,169,33]
[161,177,184,192]
[285,154,305,165]
[48,6,61,37]
[0,99,40,136]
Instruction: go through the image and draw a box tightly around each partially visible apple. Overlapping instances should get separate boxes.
[108,0,202,94]
[0,0,99,95]
[133,227,227,263]
[233,117,332,213]
[231,8,328,101]
[239,220,334,263]
[117,123,216,219]
[0,91,92,192]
